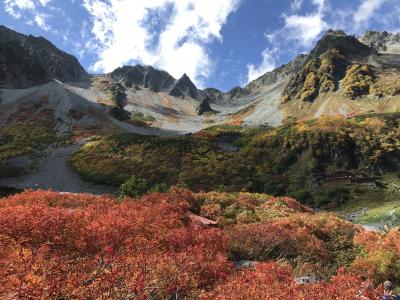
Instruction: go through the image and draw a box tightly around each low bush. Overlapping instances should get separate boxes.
[0,190,396,298]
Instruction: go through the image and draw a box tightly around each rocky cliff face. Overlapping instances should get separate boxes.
[1,26,400,132]
[0,25,88,88]
[359,31,400,54]
[309,29,372,58]
[169,73,199,99]
[245,54,307,92]
[279,30,378,103]
[196,96,215,115]
[110,65,176,92]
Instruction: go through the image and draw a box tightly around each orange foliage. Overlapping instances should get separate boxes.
[352,229,400,284]
[227,218,329,262]
[0,190,393,299]
[201,262,382,299]
[0,190,231,299]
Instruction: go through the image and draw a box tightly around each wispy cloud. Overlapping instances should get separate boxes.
[290,0,304,11]
[38,0,51,6]
[246,48,276,83]
[246,0,328,84]
[278,0,328,48]
[82,0,242,87]
[4,0,35,18]
[353,0,387,28]
[4,0,56,32]
[34,14,51,31]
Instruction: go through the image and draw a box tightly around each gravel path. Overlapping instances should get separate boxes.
[0,142,117,195]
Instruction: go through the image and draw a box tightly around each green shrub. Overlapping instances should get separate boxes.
[150,183,169,193]
[70,113,400,208]
[130,111,156,124]
[120,176,150,198]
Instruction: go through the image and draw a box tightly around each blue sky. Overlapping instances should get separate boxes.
[1,0,400,91]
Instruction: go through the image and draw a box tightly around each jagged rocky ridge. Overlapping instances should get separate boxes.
[1,25,400,132]
[0,25,88,88]
[110,65,175,92]
[280,29,400,103]
[359,30,400,54]
[169,73,199,99]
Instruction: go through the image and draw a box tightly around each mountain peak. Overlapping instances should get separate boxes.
[359,30,400,54]
[110,64,175,91]
[323,29,347,37]
[169,73,198,99]
[179,73,193,83]
[310,29,372,58]
[0,25,88,88]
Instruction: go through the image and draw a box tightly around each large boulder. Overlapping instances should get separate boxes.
[197,96,215,115]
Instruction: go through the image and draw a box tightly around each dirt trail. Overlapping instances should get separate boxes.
[0,141,117,195]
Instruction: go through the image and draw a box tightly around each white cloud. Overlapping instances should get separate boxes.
[281,0,328,48]
[247,0,329,84]
[246,48,276,83]
[353,0,387,28]
[82,0,242,87]
[282,13,328,48]
[4,0,35,18]
[4,0,54,32]
[291,0,303,11]
[38,0,51,5]
[34,14,51,31]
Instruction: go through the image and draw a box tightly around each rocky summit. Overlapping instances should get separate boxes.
[1,26,399,132]
[0,26,88,89]
[359,30,400,54]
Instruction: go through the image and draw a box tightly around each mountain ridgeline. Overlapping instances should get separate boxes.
[0,26,88,89]
[0,25,400,207]
[1,25,399,123]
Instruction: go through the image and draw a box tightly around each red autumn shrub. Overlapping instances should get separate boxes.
[201,262,382,300]
[0,190,232,299]
[227,219,329,262]
[0,190,393,299]
[352,229,400,284]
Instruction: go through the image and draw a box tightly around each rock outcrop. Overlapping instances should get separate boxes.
[197,96,215,115]
[359,31,400,54]
[110,65,175,91]
[280,29,377,103]
[245,54,307,91]
[203,88,224,103]
[0,25,88,89]
[309,29,372,58]
[169,73,199,99]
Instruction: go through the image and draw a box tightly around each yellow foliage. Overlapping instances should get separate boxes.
[342,64,375,99]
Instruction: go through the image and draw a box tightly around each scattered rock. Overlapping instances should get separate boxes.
[233,260,254,269]
[197,96,215,115]
[295,276,319,284]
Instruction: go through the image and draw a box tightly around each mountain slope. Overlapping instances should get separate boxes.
[2,26,400,134]
[238,30,400,127]
[0,26,88,88]
[110,65,175,92]
[360,30,400,54]
[1,26,400,142]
